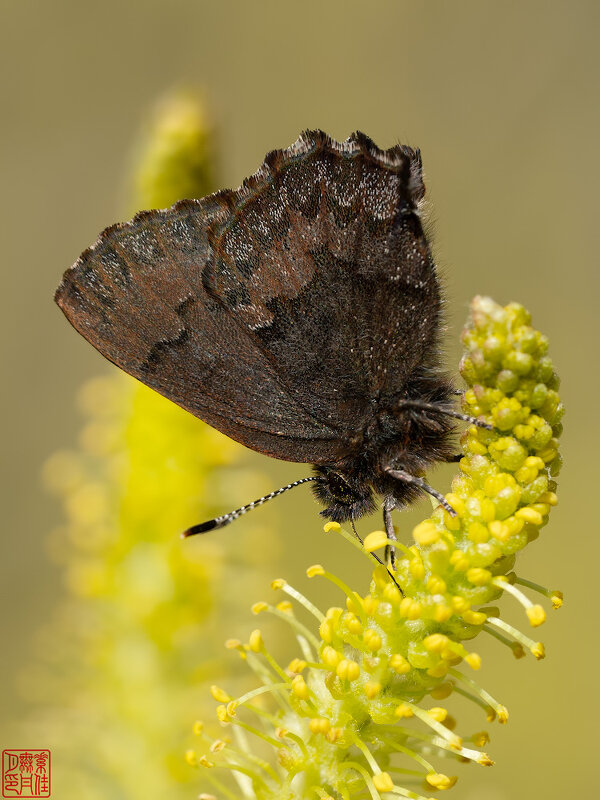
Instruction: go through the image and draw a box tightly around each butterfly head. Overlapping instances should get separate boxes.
[311,466,376,523]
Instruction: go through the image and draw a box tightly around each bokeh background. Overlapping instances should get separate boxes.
[2,1,598,798]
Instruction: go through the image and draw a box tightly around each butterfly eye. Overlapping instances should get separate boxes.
[325,471,361,506]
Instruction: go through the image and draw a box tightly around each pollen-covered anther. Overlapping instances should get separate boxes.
[276,601,293,613]
[427,575,447,594]
[287,658,307,673]
[373,772,395,792]
[307,564,325,578]
[538,491,558,506]
[192,720,204,735]
[409,557,426,580]
[399,597,423,619]
[526,605,546,627]
[551,590,563,609]
[222,700,237,718]
[321,645,343,669]
[450,550,470,572]
[478,753,495,766]
[344,612,363,635]
[427,707,448,722]
[472,731,490,746]
[515,507,544,526]
[445,493,465,516]
[413,520,441,546]
[531,642,545,660]
[365,681,382,699]
[395,703,414,719]
[216,705,230,723]
[364,530,389,552]
[209,739,226,753]
[271,578,286,590]
[389,653,411,674]
[275,727,288,738]
[424,633,450,653]
[251,602,268,615]
[198,755,214,768]
[451,595,470,613]
[210,685,230,703]
[224,638,242,650]
[323,521,341,532]
[309,717,331,735]
[363,629,382,652]
[336,659,360,681]
[497,705,509,723]
[185,749,198,766]
[383,583,402,604]
[433,603,453,623]
[364,595,379,615]
[462,609,487,626]
[488,520,511,542]
[464,652,482,670]
[466,567,492,586]
[248,629,264,652]
[468,521,489,543]
[426,772,457,790]
[319,618,334,643]
[326,727,344,743]
[291,674,310,699]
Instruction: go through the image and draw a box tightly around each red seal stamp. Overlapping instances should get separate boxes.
[2,751,50,798]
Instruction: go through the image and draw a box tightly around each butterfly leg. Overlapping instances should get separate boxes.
[383,496,398,570]
[352,515,401,591]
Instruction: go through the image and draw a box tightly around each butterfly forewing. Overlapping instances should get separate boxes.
[56,130,442,466]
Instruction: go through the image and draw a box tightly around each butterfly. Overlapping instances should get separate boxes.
[56,130,487,562]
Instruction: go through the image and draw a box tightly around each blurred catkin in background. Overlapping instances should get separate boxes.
[19,92,278,800]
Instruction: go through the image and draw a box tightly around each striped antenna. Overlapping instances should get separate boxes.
[182,477,318,537]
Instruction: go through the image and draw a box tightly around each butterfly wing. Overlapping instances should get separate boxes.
[56,131,442,464]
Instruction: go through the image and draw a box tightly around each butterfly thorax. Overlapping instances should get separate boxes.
[311,375,456,522]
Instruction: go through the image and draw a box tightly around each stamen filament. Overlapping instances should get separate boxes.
[267,605,323,651]
[218,742,282,784]
[491,578,535,610]
[379,737,435,773]
[234,681,289,708]
[280,730,310,759]
[202,770,248,800]
[485,616,540,652]
[280,582,326,623]
[339,761,383,800]
[405,702,462,748]
[311,568,368,626]
[448,669,505,719]
[210,762,272,793]
[227,717,285,751]
[451,684,492,714]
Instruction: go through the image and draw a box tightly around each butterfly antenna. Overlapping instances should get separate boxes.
[398,399,493,430]
[182,477,318,537]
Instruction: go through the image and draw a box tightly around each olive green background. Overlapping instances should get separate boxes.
[2,1,598,798]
